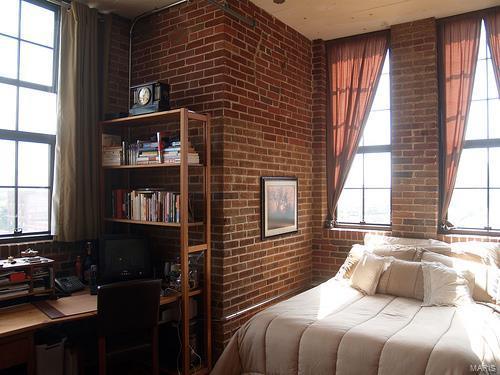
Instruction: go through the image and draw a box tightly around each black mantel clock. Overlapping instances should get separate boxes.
[130,81,170,116]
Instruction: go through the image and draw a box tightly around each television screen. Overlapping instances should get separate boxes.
[99,235,152,283]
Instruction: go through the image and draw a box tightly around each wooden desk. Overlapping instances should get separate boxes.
[0,288,199,373]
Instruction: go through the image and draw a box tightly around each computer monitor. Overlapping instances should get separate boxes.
[99,235,152,283]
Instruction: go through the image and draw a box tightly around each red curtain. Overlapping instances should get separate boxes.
[326,32,388,227]
[485,10,500,95]
[440,17,481,228]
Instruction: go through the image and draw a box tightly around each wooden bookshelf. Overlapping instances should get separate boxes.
[99,109,212,375]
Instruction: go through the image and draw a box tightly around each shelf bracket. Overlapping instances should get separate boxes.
[207,0,256,28]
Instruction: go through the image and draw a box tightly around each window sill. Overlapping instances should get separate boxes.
[439,228,500,238]
[0,234,54,245]
[331,224,391,232]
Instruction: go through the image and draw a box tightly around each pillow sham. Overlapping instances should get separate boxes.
[350,252,392,295]
[422,251,499,304]
[334,244,421,280]
[377,258,424,300]
[421,261,474,307]
[364,233,450,253]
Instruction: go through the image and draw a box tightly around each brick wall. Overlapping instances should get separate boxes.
[107,15,130,115]
[129,0,313,356]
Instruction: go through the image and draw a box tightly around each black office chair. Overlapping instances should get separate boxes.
[97,279,161,375]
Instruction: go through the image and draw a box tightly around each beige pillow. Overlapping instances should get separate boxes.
[377,259,424,300]
[350,252,393,295]
[421,262,474,307]
[364,233,450,253]
[335,244,421,280]
[422,251,499,304]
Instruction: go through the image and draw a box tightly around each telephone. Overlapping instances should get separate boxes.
[55,276,85,294]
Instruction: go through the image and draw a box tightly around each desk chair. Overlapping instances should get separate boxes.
[97,279,161,375]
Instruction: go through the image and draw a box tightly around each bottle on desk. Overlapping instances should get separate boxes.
[82,242,93,284]
[75,256,82,279]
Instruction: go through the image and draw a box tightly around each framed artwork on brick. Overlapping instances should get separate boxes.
[261,177,298,239]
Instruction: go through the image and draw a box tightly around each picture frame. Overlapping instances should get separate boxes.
[260,176,298,240]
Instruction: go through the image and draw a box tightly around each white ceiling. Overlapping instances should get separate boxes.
[250,0,500,40]
[83,0,499,40]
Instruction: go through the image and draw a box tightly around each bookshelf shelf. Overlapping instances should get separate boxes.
[103,163,203,170]
[99,108,212,375]
[104,218,204,227]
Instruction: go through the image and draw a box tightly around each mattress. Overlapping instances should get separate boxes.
[212,279,500,375]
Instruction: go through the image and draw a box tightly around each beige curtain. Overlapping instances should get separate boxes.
[53,2,100,241]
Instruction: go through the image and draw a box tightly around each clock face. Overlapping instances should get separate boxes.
[138,87,151,106]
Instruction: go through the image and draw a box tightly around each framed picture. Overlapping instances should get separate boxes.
[261,177,298,239]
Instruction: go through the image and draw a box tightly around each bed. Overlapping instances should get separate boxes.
[212,237,500,375]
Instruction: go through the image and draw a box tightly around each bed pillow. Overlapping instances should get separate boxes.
[377,259,424,300]
[364,233,450,253]
[449,241,500,267]
[421,261,474,307]
[350,252,393,295]
[334,244,421,280]
[422,251,499,304]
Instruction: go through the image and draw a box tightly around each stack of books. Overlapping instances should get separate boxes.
[101,132,200,166]
[102,134,123,166]
[111,189,194,223]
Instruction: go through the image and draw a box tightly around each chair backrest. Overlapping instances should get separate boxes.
[97,279,161,337]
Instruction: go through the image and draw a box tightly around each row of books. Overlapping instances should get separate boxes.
[102,133,200,166]
[111,189,194,223]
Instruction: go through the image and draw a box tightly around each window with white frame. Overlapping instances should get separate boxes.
[0,0,59,238]
[336,51,391,226]
[447,21,500,232]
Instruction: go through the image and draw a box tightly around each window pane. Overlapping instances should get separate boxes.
[448,189,487,229]
[454,148,487,188]
[21,1,55,47]
[465,100,487,140]
[0,35,18,79]
[0,188,15,235]
[0,83,17,130]
[489,99,500,139]
[344,154,362,188]
[0,140,15,186]
[371,74,390,111]
[362,110,390,146]
[18,87,56,134]
[19,41,53,86]
[364,152,391,188]
[18,188,49,233]
[0,0,19,37]
[472,59,487,101]
[18,142,50,187]
[365,189,390,224]
[337,189,362,223]
[478,21,487,60]
[490,148,500,188]
[487,59,498,99]
[490,189,500,230]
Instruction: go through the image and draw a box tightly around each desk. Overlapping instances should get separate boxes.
[0,288,201,373]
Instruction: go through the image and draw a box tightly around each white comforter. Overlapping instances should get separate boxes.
[212,279,500,375]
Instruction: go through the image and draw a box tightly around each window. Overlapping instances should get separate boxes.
[447,21,500,232]
[336,51,391,226]
[0,0,59,238]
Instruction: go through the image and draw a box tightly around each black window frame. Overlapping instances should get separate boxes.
[0,0,60,240]
[438,16,500,237]
[335,51,392,230]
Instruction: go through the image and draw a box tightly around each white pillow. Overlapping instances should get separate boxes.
[364,233,450,253]
[450,241,500,267]
[421,262,474,307]
[350,252,393,295]
[422,251,498,304]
